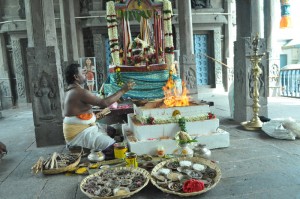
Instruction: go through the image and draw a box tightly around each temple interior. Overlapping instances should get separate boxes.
[1,0,300,198]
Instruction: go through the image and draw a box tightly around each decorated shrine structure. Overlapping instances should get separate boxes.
[104,0,179,100]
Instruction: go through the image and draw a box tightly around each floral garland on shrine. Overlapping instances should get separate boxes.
[137,112,216,125]
[163,0,174,69]
[107,1,120,65]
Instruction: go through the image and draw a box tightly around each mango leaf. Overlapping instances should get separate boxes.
[146,10,152,18]
[133,11,141,23]
[128,11,134,21]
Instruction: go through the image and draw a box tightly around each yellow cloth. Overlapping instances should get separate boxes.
[63,122,96,141]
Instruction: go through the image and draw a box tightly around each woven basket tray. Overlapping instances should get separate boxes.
[42,155,81,175]
[151,157,221,197]
[80,167,150,199]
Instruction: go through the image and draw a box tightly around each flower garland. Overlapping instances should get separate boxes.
[163,0,174,69]
[106,1,120,65]
[115,67,123,86]
[138,112,216,125]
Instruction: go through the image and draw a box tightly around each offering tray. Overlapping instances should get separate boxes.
[151,157,221,197]
[80,167,150,199]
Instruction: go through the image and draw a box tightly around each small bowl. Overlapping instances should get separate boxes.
[166,172,181,182]
[113,187,130,196]
[192,163,206,171]
[177,167,192,174]
[158,168,171,175]
[179,160,192,167]
[168,182,182,192]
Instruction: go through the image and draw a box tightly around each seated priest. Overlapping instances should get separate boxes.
[63,63,135,158]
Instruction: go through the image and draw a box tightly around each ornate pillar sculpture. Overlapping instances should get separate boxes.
[11,38,27,104]
[177,0,198,94]
[234,0,268,122]
[0,34,13,109]
[25,0,64,146]
[92,28,107,87]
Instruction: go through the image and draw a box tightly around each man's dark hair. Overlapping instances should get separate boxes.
[65,63,80,84]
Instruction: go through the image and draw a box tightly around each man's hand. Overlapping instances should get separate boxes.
[96,108,111,120]
[121,80,136,93]
[0,142,7,154]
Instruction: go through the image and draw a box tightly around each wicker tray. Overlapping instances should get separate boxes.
[151,157,221,197]
[42,155,81,175]
[80,167,150,199]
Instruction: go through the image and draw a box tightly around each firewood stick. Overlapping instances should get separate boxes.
[50,152,57,169]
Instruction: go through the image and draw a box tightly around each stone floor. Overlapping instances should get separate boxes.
[1,93,300,199]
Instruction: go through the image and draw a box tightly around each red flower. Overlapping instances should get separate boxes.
[183,179,205,193]
[208,113,216,119]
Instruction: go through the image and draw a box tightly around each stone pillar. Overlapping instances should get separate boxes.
[92,29,106,85]
[73,0,85,58]
[25,0,65,146]
[224,0,235,91]
[0,34,13,109]
[59,0,76,63]
[264,0,281,96]
[251,0,264,37]
[234,0,268,122]
[214,28,223,89]
[11,38,27,104]
[177,0,198,94]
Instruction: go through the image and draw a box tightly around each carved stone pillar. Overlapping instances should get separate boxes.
[0,34,13,109]
[92,29,106,85]
[178,0,198,94]
[213,29,223,89]
[11,38,27,104]
[234,0,268,122]
[25,0,64,146]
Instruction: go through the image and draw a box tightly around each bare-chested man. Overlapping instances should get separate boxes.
[63,63,135,156]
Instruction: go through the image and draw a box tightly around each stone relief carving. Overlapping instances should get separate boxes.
[34,72,56,120]
[214,30,222,85]
[191,0,212,9]
[182,54,195,64]
[0,80,11,98]
[11,40,26,98]
[93,33,105,86]
[269,63,280,83]
[80,0,91,14]
[185,67,197,90]
[18,0,26,19]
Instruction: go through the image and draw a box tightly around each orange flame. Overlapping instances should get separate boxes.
[162,75,190,107]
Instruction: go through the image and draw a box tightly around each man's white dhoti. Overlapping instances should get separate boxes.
[63,115,115,150]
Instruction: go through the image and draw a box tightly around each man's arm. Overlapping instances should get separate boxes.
[81,81,135,107]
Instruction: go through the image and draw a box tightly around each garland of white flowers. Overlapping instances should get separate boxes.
[163,0,174,69]
[106,1,120,65]
[136,113,215,125]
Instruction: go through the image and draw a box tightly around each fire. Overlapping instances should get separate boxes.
[162,74,190,107]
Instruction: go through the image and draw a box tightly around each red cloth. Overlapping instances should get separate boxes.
[183,179,205,193]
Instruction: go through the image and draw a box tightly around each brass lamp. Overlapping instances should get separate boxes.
[241,35,265,131]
